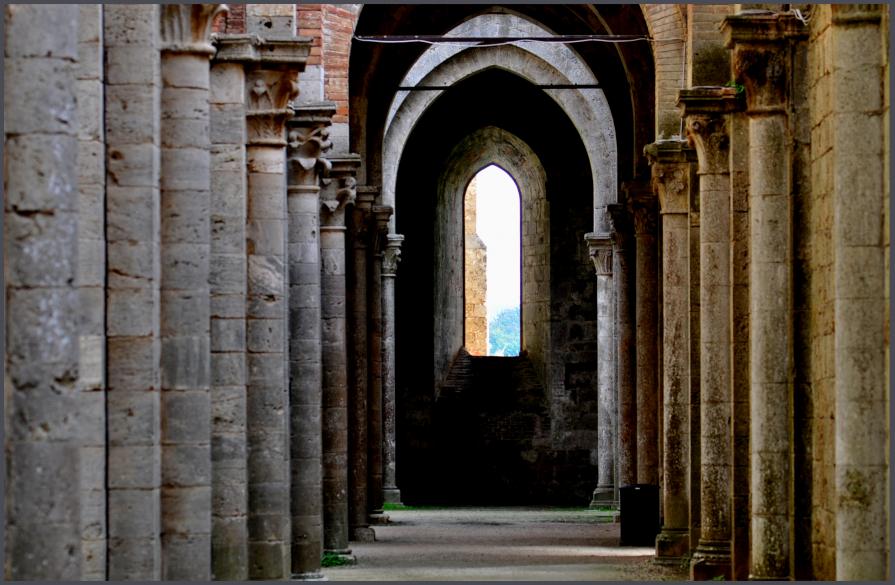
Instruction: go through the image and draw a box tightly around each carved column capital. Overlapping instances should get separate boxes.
[645,139,696,215]
[246,68,299,145]
[585,233,613,276]
[161,4,228,55]
[320,154,361,227]
[287,103,336,188]
[631,199,659,236]
[381,234,404,277]
[678,87,742,175]
[722,12,807,114]
[371,205,394,254]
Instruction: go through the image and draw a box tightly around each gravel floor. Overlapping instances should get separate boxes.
[322,508,688,581]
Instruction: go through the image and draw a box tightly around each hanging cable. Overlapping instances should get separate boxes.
[353,34,685,48]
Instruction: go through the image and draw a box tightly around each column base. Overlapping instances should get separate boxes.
[589,486,616,508]
[350,526,376,542]
[323,549,357,566]
[383,488,402,504]
[368,512,391,525]
[690,539,732,581]
[655,528,690,565]
[293,571,328,580]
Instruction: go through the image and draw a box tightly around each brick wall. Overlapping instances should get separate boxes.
[687,4,733,86]
[212,3,245,34]
[322,4,359,123]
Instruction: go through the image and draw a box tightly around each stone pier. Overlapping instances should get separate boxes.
[630,188,660,488]
[287,103,335,579]
[829,5,889,580]
[321,154,362,559]
[348,187,377,542]
[368,204,394,524]
[607,204,636,489]
[158,5,226,579]
[647,139,695,563]
[382,234,405,505]
[585,234,616,505]
[208,33,252,580]
[679,87,740,581]
[102,4,162,578]
[4,4,82,579]
[244,43,306,578]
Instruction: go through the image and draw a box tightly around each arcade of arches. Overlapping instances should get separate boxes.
[3,3,890,581]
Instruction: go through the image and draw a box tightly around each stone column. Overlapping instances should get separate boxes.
[76,5,107,579]
[287,103,335,579]
[368,204,394,523]
[646,139,696,563]
[244,55,304,580]
[724,12,805,580]
[348,187,376,542]
[4,4,82,579]
[630,188,660,487]
[607,204,636,489]
[688,177,702,553]
[585,234,616,505]
[208,33,257,581]
[320,154,361,559]
[382,234,405,505]
[829,5,889,580]
[679,87,740,581]
[158,5,227,580]
[103,5,162,579]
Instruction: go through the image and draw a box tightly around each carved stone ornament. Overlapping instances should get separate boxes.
[653,164,690,215]
[247,69,300,113]
[322,175,357,216]
[588,245,613,276]
[287,124,333,187]
[606,203,630,246]
[685,114,729,175]
[733,45,787,112]
[371,205,394,253]
[161,4,229,54]
[381,235,404,276]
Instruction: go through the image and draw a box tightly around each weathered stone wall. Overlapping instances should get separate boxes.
[463,177,488,356]
[687,4,734,86]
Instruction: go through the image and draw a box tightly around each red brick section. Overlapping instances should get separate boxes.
[298,3,324,66]
[213,3,246,34]
[322,4,359,123]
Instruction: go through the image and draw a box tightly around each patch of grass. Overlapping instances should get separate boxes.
[711,574,725,581]
[321,552,352,568]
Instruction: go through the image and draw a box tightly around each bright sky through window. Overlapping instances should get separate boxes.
[474,165,521,325]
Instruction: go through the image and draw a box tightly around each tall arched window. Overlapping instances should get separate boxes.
[464,164,521,356]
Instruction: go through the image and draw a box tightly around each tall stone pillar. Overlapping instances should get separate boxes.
[287,103,335,579]
[630,187,660,487]
[244,48,306,579]
[368,204,394,523]
[158,5,226,579]
[688,174,702,553]
[348,187,376,542]
[646,139,696,563]
[102,5,163,578]
[4,5,82,579]
[382,234,405,504]
[76,5,107,579]
[679,87,740,581]
[320,154,362,559]
[724,12,805,580]
[585,234,616,505]
[208,33,254,581]
[607,204,636,489]
[829,5,889,580]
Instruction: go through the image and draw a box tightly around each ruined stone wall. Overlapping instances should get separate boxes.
[463,178,488,356]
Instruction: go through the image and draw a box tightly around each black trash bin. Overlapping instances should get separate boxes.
[619,483,659,546]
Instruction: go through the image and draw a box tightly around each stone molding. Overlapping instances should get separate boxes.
[246,68,299,145]
[830,3,884,25]
[381,234,404,276]
[212,32,313,64]
[584,233,613,276]
[645,139,695,215]
[287,103,336,187]
[161,4,229,55]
